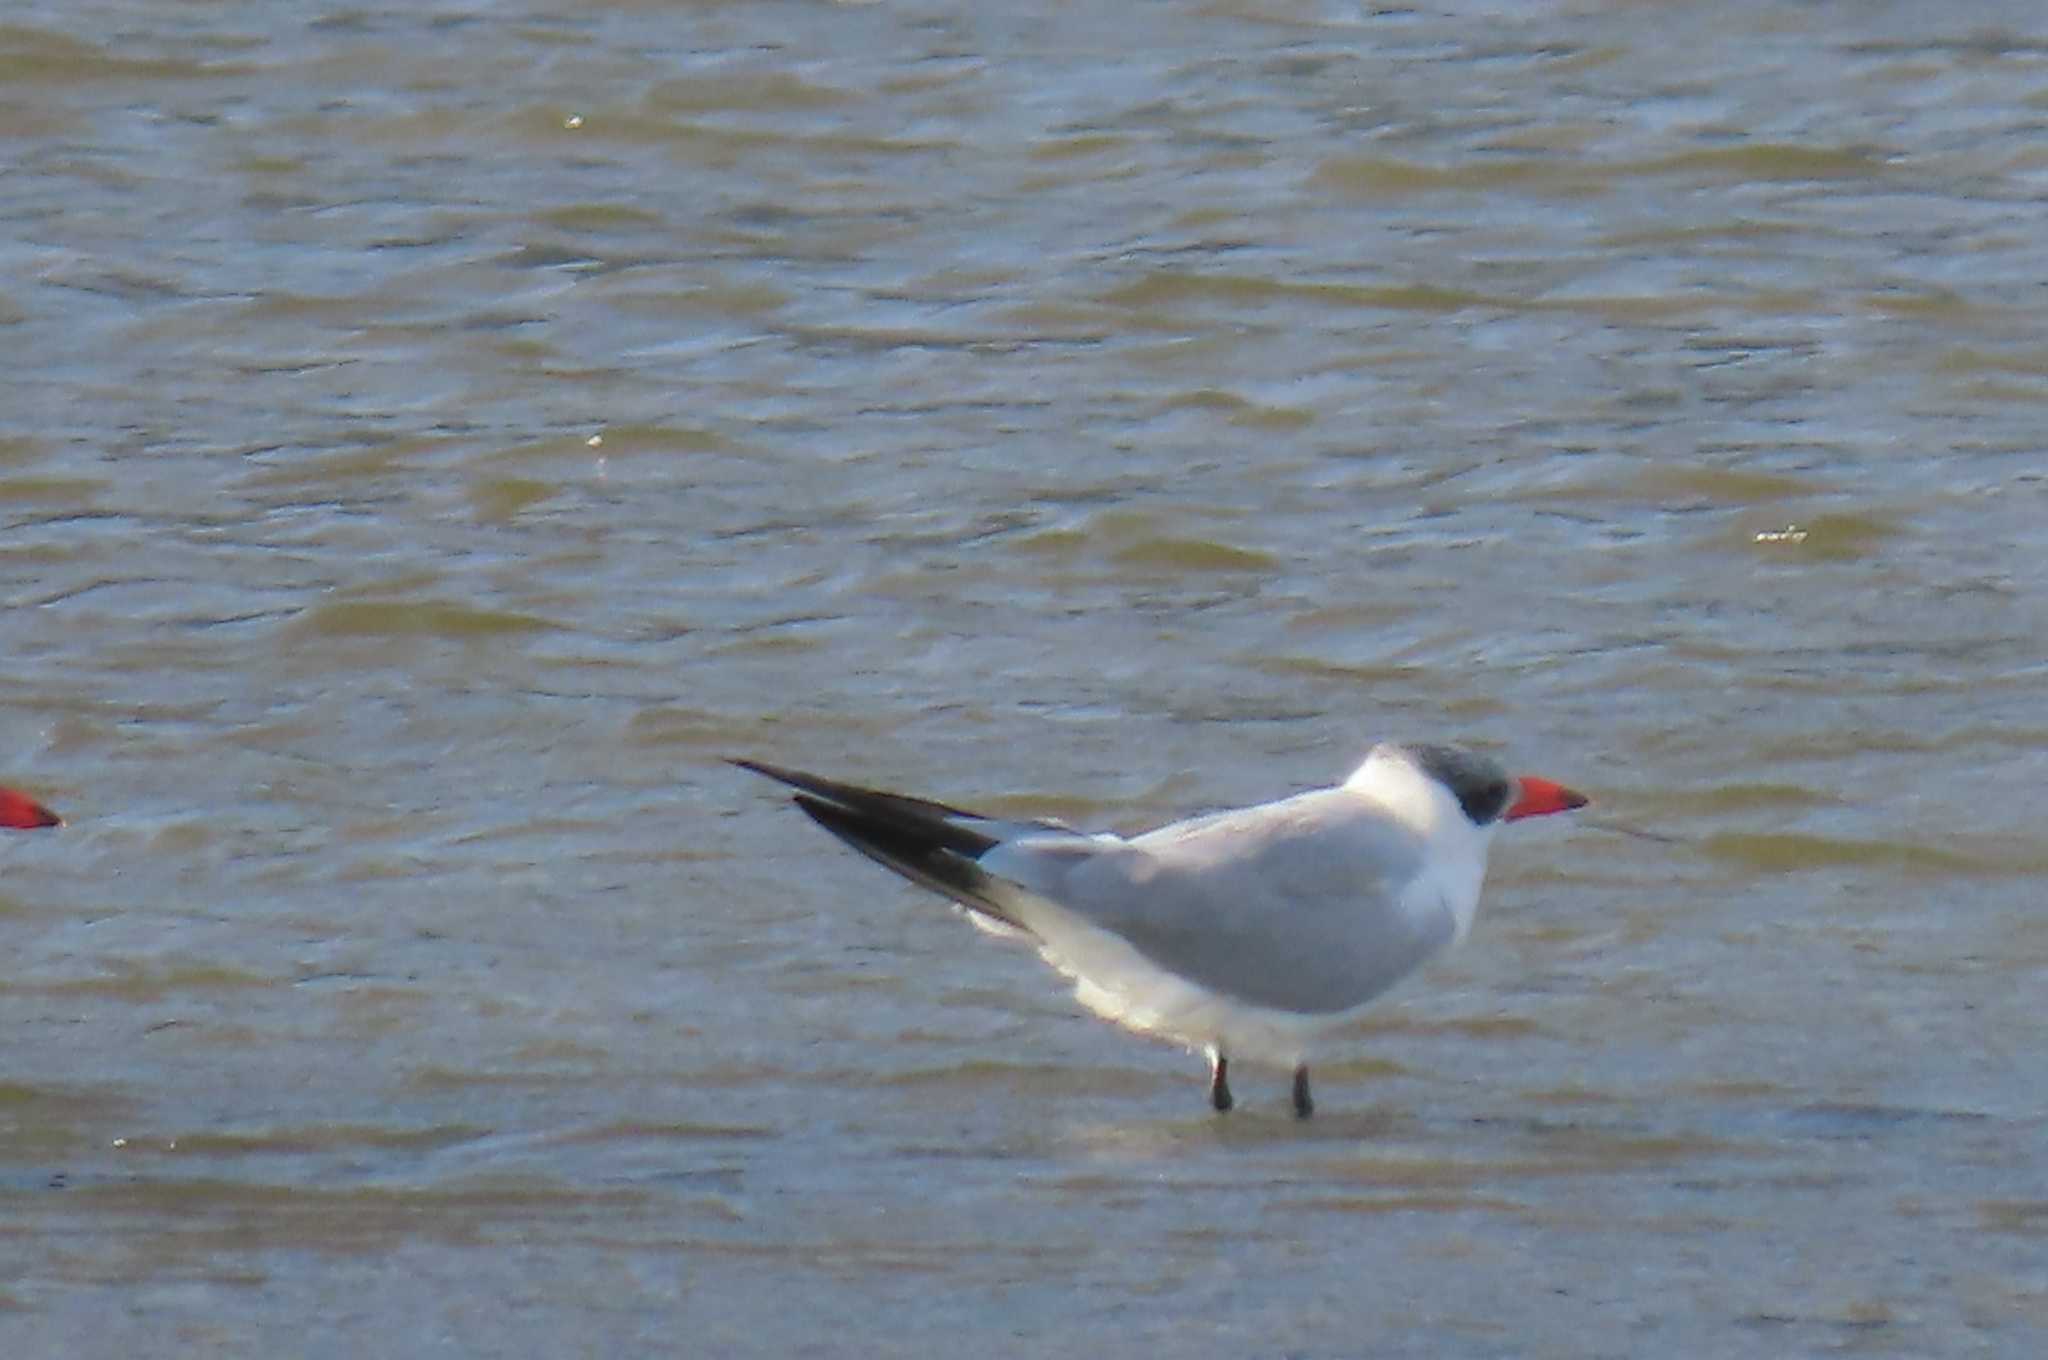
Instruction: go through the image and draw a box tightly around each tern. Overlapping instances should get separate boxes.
[0,787,61,830]
[733,743,1586,1117]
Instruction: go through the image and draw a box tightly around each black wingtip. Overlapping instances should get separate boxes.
[791,793,1024,931]
[727,756,996,833]
[727,757,847,803]
[728,755,846,795]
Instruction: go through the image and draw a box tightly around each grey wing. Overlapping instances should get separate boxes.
[999,790,1452,1015]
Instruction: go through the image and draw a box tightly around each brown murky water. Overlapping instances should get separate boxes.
[3,2,2046,1355]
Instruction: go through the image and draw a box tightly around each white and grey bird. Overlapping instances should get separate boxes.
[732,742,1587,1117]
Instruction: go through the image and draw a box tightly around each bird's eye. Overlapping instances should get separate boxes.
[1460,780,1511,824]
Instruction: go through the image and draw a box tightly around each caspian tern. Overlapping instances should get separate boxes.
[733,743,1586,1117]
[0,787,61,830]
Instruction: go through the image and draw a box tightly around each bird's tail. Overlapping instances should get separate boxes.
[729,758,1031,930]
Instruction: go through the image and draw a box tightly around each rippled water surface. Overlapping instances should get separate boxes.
[3,1,2046,1355]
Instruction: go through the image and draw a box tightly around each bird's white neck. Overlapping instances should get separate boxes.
[1343,750,1497,943]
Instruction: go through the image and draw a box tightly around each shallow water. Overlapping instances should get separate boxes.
[3,1,2046,1355]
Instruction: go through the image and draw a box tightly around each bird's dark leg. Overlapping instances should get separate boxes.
[1291,1064,1314,1119]
[1208,1052,1234,1112]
